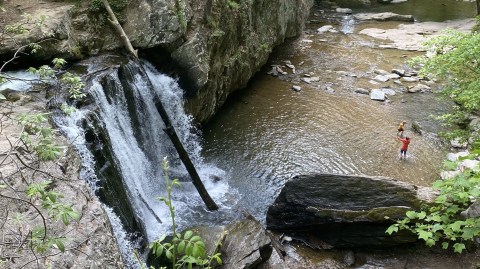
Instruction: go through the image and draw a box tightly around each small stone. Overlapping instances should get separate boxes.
[392,69,405,76]
[354,88,369,95]
[373,75,389,82]
[317,25,335,34]
[325,86,335,93]
[386,73,400,80]
[451,137,468,148]
[370,89,385,101]
[374,69,389,75]
[381,88,396,95]
[292,85,302,92]
[402,76,420,82]
[407,84,431,93]
[336,8,352,14]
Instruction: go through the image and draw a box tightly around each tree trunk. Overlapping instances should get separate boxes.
[134,66,218,211]
[153,95,219,211]
[101,0,138,59]
[477,0,480,15]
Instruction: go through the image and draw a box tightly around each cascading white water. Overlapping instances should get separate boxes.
[55,59,235,267]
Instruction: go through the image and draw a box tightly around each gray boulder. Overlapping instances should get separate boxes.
[192,219,284,269]
[266,174,436,247]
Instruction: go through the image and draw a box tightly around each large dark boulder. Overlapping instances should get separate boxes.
[266,174,436,247]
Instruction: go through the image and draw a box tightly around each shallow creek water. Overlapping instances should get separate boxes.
[201,1,476,222]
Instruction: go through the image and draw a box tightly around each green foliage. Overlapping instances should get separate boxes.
[61,72,86,100]
[442,160,458,171]
[143,157,222,269]
[28,58,86,101]
[17,113,63,160]
[227,0,239,9]
[61,103,77,116]
[25,181,79,253]
[27,181,80,226]
[0,9,81,263]
[387,163,480,253]
[410,29,480,139]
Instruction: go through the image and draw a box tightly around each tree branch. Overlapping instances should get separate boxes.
[101,0,138,59]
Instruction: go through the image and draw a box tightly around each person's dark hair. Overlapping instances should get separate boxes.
[406,137,410,140]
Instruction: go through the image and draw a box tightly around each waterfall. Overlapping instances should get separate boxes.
[54,57,236,265]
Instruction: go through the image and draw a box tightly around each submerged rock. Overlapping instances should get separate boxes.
[266,174,436,247]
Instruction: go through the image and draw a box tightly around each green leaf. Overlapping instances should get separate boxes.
[417,211,427,220]
[192,244,199,258]
[172,179,182,187]
[177,240,186,254]
[453,243,466,253]
[184,230,193,240]
[417,230,433,242]
[53,238,65,252]
[157,234,166,243]
[450,221,464,232]
[165,250,172,260]
[442,242,449,249]
[461,227,476,240]
[190,235,201,242]
[425,238,436,247]
[406,211,418,219]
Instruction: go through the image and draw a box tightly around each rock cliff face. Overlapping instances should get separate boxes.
[0,0,313,123]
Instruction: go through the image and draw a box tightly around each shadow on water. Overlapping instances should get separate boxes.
[201,2,470,222]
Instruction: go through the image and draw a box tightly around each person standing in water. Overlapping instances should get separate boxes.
[397,121,407,137]
[397,136,411,160]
